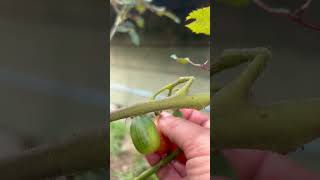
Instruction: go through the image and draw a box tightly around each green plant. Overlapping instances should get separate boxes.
[110,120,127,155]
[0,2,209,180]
[1,1,319,179]
[110,0,180,45]
[109,5,211,179]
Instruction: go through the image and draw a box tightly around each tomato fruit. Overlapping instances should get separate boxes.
[154,116,187,164]
[130,116,160,154]
[154,116,172,154]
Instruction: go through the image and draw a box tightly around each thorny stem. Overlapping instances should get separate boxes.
[253,0,320,31]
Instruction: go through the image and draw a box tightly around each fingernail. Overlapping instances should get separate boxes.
[160,112,171,118]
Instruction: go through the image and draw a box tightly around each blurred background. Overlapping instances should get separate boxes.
[0,0,108,179]
[213,0,320,172]
[110,0,210,179]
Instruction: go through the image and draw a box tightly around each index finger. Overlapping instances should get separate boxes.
[180,109,210,128]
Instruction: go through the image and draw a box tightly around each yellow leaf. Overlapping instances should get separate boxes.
[185,6,210,35]
[170,54,190,65]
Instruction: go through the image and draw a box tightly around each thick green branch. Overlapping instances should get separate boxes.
[110,93,210,122]
[212,47,320,154]
[211,47,271,76]
[213,98,320,153]
[0,128,107,180]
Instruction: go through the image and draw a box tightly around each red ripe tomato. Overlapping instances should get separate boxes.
[176,153,187,164]
[154,116,172,154]
[155,131,171,155]
[167,143,187,164]
[154,116,187,164]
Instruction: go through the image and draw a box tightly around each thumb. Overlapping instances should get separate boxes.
[158,113,210,159]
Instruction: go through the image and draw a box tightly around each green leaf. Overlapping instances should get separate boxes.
[110,121,127,155]
[136,4,146,14]
[154,7,180,24]
[170,54,190,65]
[185,6,210,35]
[134,16,145,28]
[129,30,140,46]
[116,21,135,33]
[162,11,180,24]
[116,21,140,46]
[172,109,183,118]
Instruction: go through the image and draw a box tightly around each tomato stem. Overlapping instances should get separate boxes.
[110,93,210,122]
[134,149,182,180]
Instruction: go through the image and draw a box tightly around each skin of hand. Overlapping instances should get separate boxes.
[215,149,320,180]
[146,109,210,180]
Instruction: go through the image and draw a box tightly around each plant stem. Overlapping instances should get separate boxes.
[134,149,182,180]
[151,77,194,100]
[211,47,271,76]
[253,0,320,31]
[212,48,320,154]
[0,128,108,180]
[110,5,129,41]
[110,93,210,122]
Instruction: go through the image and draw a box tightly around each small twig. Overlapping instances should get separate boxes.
[151,77,194,100]
[144,4,180,23]
[188,59,210,71]
[110,0,120,13]
[295,0,312,15]
[171,55,209,71]
[110,5,130,41]
[134,149,182,180]
[253,0,290,14]
[253,0,320,31]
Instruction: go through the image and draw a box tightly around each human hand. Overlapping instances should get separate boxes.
[215,149,320,180]
[146,109,210,180]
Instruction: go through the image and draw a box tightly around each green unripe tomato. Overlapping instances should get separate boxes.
[130,116,160,154]
[219,0,251,7]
